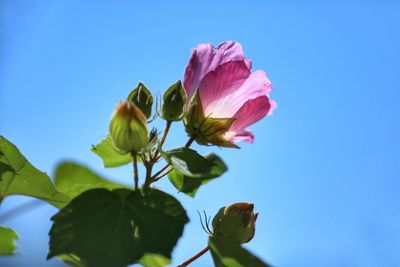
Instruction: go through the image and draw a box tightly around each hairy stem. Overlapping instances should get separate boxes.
[178,246,209,266]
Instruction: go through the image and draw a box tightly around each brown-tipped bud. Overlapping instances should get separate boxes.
[109,101,149,153]
[127,82,153,119]
[212,202,258,244]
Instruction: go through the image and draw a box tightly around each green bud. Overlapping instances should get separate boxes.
[109,101,149,153]
[212,203,258,244]
[127,82,153,119]
[161,80,186,121]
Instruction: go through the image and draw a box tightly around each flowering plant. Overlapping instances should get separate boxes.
[0,41,275,266]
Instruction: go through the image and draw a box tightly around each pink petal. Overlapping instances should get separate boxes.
[201,63,272,118]
[218,41,253,69]
[229,96,271,133]
[228,130,255,143]
[199,61,251,117]
[183,41,250,101]
[268,100,278,115]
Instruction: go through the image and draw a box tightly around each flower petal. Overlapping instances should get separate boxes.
[268,100,278,115]
[228,129,255,143]
[228,96,272,135]
[183,41,250,101]
[202,64,272,118]
[199,61,251,117]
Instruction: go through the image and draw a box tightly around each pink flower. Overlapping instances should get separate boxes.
[183,41,275,146]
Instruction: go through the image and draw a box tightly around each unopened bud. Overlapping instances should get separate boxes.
[127,82,153,119]
[161,80,186,121]
[212,203,258,244]
[109,101,149,153]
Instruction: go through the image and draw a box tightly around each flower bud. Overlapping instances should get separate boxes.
[212,203,258,244]
[161,80,186,121]
[109,101,149,153]
[127,82,153,119]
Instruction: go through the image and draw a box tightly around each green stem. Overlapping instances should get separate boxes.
[178,246,209,266]
[132,152,139,190]
[143,120,173,189]
[150,164,170,181]
[150,136,196,182]
[145,135,196,187]
[184,136,195,148]
[160,120,172,147]
[151,120,172,162]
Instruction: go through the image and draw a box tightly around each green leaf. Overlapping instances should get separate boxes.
[168,153,227,197]
[48,188,189,267]
[0,161,14,182]
[162,147,215,177]
[128,188,189,255]
[139,253,171,267]
[209,237,271,267]
[58,254,87,267]
[0,226,19,255]
[0,136,70,208]
[91,136,132,168]
[53,161,126,199]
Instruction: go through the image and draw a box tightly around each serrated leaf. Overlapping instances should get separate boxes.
[91,136,132,168]
[168,153,227,197]
[0,226,19,255]
[139,253,171,267]
[53,161,126,199]
[209,237,271,267]
[0,136,70,208]
[48,188,189,267]
[161,147,215,177]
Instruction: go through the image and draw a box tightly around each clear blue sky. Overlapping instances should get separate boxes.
[1,1,399,266]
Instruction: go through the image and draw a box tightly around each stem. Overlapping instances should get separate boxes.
[184,136,195,148]
[143,121,173,188]
[160,120,172,147]
[132,152,139,190]
[142,161,153,189]
[151,120,172,162]
[179,246,209,266]
[150,164,170,181]
[148,136,196,186]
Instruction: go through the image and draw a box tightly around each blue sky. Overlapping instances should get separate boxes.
[1,1,399,266]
